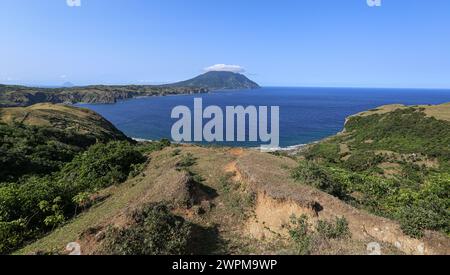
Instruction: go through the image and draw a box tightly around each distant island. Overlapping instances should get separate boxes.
[0,71,260,107]
[168,71,260,90]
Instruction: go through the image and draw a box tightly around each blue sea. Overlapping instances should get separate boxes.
[78,87,450,148]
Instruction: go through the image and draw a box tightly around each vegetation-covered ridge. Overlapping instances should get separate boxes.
[0,84,208,107]
[0,103,129,141]
[0,103,156,253]
[292,103,450,238]
[0,72,260,107]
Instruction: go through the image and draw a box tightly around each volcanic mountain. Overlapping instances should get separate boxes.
[169,71,260,90]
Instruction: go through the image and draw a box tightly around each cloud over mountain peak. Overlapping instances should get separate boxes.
[204,64,245,73]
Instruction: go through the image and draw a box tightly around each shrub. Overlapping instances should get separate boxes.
[291,161,349,200]
[288,215,312,255]
[137,139,171,154]
[102,203,192,255]
[305,143,340,163]
[177,153,197,170]
[397,205,440,238]
[343,151,384,172]
[0,141,147,254]
[316,217,351,239]
[0,123,96,182]
[288,215,351,255]
[58,141,146,191]
[171,149,182,157]
[0,219,27,254]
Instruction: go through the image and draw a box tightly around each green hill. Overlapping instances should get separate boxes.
[0,103,146,254]
[293,103,450,239]
[0,103,129,141]
[0,103,130,183]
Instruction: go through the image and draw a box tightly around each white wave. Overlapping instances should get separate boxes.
[132,137,154,142]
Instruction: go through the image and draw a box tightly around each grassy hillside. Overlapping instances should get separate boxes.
[2,103,449,255]
[0,104,131,182]
[0,104,148,253]
[293,103,450,238]
[0,103,129,141]
[18,143,449,256]
[18,146,386,255]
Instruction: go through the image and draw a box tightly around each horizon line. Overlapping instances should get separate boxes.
[2,82,450,91]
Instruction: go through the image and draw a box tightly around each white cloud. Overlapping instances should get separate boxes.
[204,64,245,73]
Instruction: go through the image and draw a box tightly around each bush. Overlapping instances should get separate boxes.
[343,151,384,172]
[137,139,171,154]
[305,143,340,163]
[316,217,351,239]
[0,219,27,254]
[397,205,442,238]
[58,141,146,190]
[291,161,349,200]
[396,177,449,238]
[102,203,192,255]
[0,123,96,182]
[0,141,147,254]
[288,215,351,255]
[176,153,197,170]
[288,215,312,255]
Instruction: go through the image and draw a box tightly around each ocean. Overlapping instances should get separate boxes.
[78,87,450,148]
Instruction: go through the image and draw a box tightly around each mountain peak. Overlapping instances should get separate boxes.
[171,71,260,90]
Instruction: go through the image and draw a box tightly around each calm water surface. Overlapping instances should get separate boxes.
[78,87,450,148]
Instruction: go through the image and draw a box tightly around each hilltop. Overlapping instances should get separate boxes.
[0,103,128,141]
[0,72,260,107]
[350,102,450,122]
[169,71,260,90]
[0,104,129,185]
[2,102,447,255]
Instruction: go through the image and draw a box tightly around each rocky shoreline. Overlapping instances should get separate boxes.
[0,85,209,107]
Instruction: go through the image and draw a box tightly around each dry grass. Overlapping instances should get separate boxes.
[351,102,450,122]
[422,102,450,121]
[0,103,127,140]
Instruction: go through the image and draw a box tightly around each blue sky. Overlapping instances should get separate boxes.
[1,0,449,88]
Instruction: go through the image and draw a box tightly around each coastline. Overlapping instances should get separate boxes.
[132,137,309,152]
